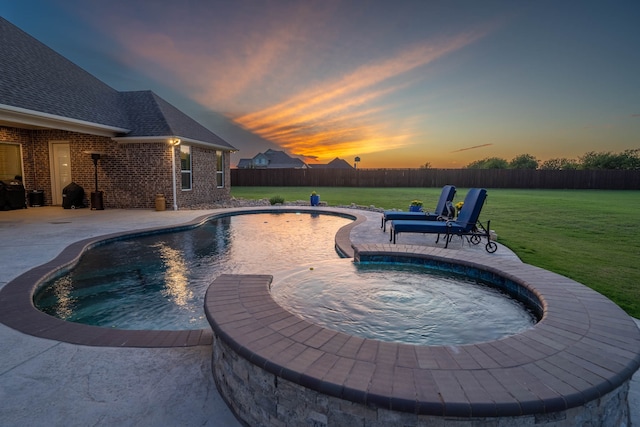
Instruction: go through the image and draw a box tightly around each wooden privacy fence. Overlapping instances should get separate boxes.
[231,168,640,189]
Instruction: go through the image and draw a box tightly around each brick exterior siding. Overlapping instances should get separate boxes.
[1,126,231,209]
[177,145,231,208]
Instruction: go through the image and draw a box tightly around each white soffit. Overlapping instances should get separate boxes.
[0,104,130,137]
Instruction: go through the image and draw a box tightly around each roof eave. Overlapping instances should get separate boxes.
[112,135,237,152]
[0,104,130,137]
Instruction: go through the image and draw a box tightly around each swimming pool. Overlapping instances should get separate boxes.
[34,210,536,342]
[33,212,352,330]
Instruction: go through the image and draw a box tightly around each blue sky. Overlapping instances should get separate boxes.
[2,0,639,168]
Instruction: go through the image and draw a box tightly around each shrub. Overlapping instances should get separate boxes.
[269,195,285,205]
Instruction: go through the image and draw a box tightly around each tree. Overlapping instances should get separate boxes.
[580,151,617,169]
[463,149,640,171]
[509,154,539,169]
[579,149,640,170]
[419,162,432,169]
[619,149,640,169]
[539,158,579,170]
[465,157,509,169]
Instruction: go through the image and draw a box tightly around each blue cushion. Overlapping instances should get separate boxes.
[382,185,456,222]
[391,188,487,235]
[382,211,441,221]
[390,220,465,234]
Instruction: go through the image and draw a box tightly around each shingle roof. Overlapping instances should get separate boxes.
[120,91,234,149]
[263,149,307,168]
[236,149,307,168]
[0,17,236,150]
[0,17,128,128]
[311,158,353,169]
[236,159,253,168]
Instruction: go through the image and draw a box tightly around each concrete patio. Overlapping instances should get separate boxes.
[0,206,638,426]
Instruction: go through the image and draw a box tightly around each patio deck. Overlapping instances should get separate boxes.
[0,206,638,426]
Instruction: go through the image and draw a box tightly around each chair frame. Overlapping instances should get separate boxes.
[381,185,456,231]
[389,188,497,253]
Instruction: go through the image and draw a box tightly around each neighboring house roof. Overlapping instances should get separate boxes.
[236,159,253,168]
[0,17,235,151]
[266,159,307,169]
[262,149,306,168]
[236,149,308,168]
[311,158,353,169]
[254,153,269,163]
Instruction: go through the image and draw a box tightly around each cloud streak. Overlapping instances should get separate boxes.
[94,3,491,162]
[450,143,493,153]
[233,32,486,161]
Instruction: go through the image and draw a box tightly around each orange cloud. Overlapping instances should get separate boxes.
[96,7,489,163]
[233,32,485,162]
[98,5,324,112]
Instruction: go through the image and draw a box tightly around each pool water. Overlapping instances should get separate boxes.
[271,260,537,346]
[34,213,352,330]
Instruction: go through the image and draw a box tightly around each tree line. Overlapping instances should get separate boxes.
[459,148,640,170]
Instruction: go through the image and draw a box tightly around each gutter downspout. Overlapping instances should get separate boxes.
[171,144,178,211]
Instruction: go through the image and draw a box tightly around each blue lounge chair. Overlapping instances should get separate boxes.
[381,185,456,231]
[390,188,497,253]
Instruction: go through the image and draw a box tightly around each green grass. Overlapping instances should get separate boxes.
[231,186,640,318]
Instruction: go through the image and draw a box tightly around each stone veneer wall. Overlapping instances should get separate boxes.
[1,126,231,208]
[211,333,631,427]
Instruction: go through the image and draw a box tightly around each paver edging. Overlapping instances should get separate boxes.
[0,207,362,347]
[204,245,640,424]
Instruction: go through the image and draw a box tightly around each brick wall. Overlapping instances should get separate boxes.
[177,145,230,207]
[109,142,174,209]
[1,126,232,209]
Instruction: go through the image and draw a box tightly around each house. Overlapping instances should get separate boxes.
[310,158,353,169]
[236,149,308,169]
[0,17,237,210]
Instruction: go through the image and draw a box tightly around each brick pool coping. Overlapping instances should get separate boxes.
[0,207,361,347]
[204,244,640,417]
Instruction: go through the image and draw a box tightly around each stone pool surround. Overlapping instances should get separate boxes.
[204,248,640,424]
[1,206,639,425]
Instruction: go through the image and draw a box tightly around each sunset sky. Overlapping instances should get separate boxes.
[3,1,639,168]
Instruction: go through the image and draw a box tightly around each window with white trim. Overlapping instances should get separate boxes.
[180,145,192,190]
[0,143,23,182]
[216,151,224,188]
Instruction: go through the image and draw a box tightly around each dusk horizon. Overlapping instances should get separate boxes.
[2,1,639,168]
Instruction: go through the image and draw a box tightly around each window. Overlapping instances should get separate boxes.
[180,145,192,190]
[0,143,23,182]
[216,151,224,188]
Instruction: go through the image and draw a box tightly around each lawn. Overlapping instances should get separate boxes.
[230,186,640,318]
